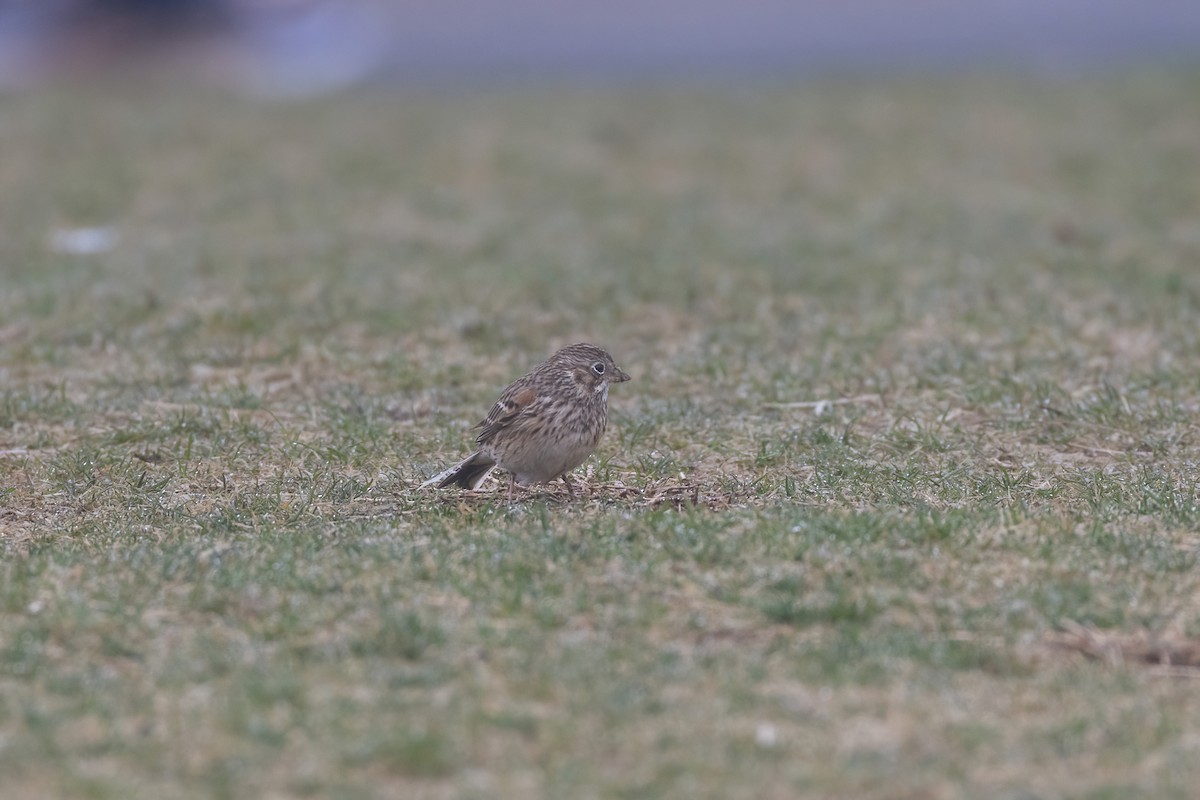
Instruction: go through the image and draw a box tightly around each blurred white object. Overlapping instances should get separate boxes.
[50,226,119,255]
[755,722,779,748]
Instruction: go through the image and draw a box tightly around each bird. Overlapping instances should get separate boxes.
[422,343,630,498]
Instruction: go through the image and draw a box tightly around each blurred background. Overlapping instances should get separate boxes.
[2,0,1199,96]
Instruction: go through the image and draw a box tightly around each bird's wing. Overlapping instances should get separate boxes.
[475,384,539,445]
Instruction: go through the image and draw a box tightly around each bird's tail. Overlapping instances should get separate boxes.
[420,451,497,490]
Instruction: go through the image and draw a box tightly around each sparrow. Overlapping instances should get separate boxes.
[422,343,630,497]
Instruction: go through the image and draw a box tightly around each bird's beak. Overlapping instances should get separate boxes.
[614,367,631,383]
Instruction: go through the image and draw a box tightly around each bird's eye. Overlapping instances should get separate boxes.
[591,362,605,375]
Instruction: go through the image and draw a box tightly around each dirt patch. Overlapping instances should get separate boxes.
[419,476,757,511]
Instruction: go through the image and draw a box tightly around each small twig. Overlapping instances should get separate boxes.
[1147,666,1200,679]
[1063,443,1127,457]
[763,394,882,411]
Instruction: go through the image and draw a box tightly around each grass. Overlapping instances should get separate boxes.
[3,70,1200,798]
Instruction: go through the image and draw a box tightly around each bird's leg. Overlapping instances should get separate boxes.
[508,474,517,502]
[560,474,575,498]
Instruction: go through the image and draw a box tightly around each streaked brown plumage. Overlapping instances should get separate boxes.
[422,343,630,497]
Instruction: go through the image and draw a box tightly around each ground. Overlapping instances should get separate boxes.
[2,72,1200,798]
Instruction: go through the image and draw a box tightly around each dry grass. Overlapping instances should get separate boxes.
[1047,622,1200,672]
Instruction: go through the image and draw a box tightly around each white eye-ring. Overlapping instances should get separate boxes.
[591,362,605,375]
